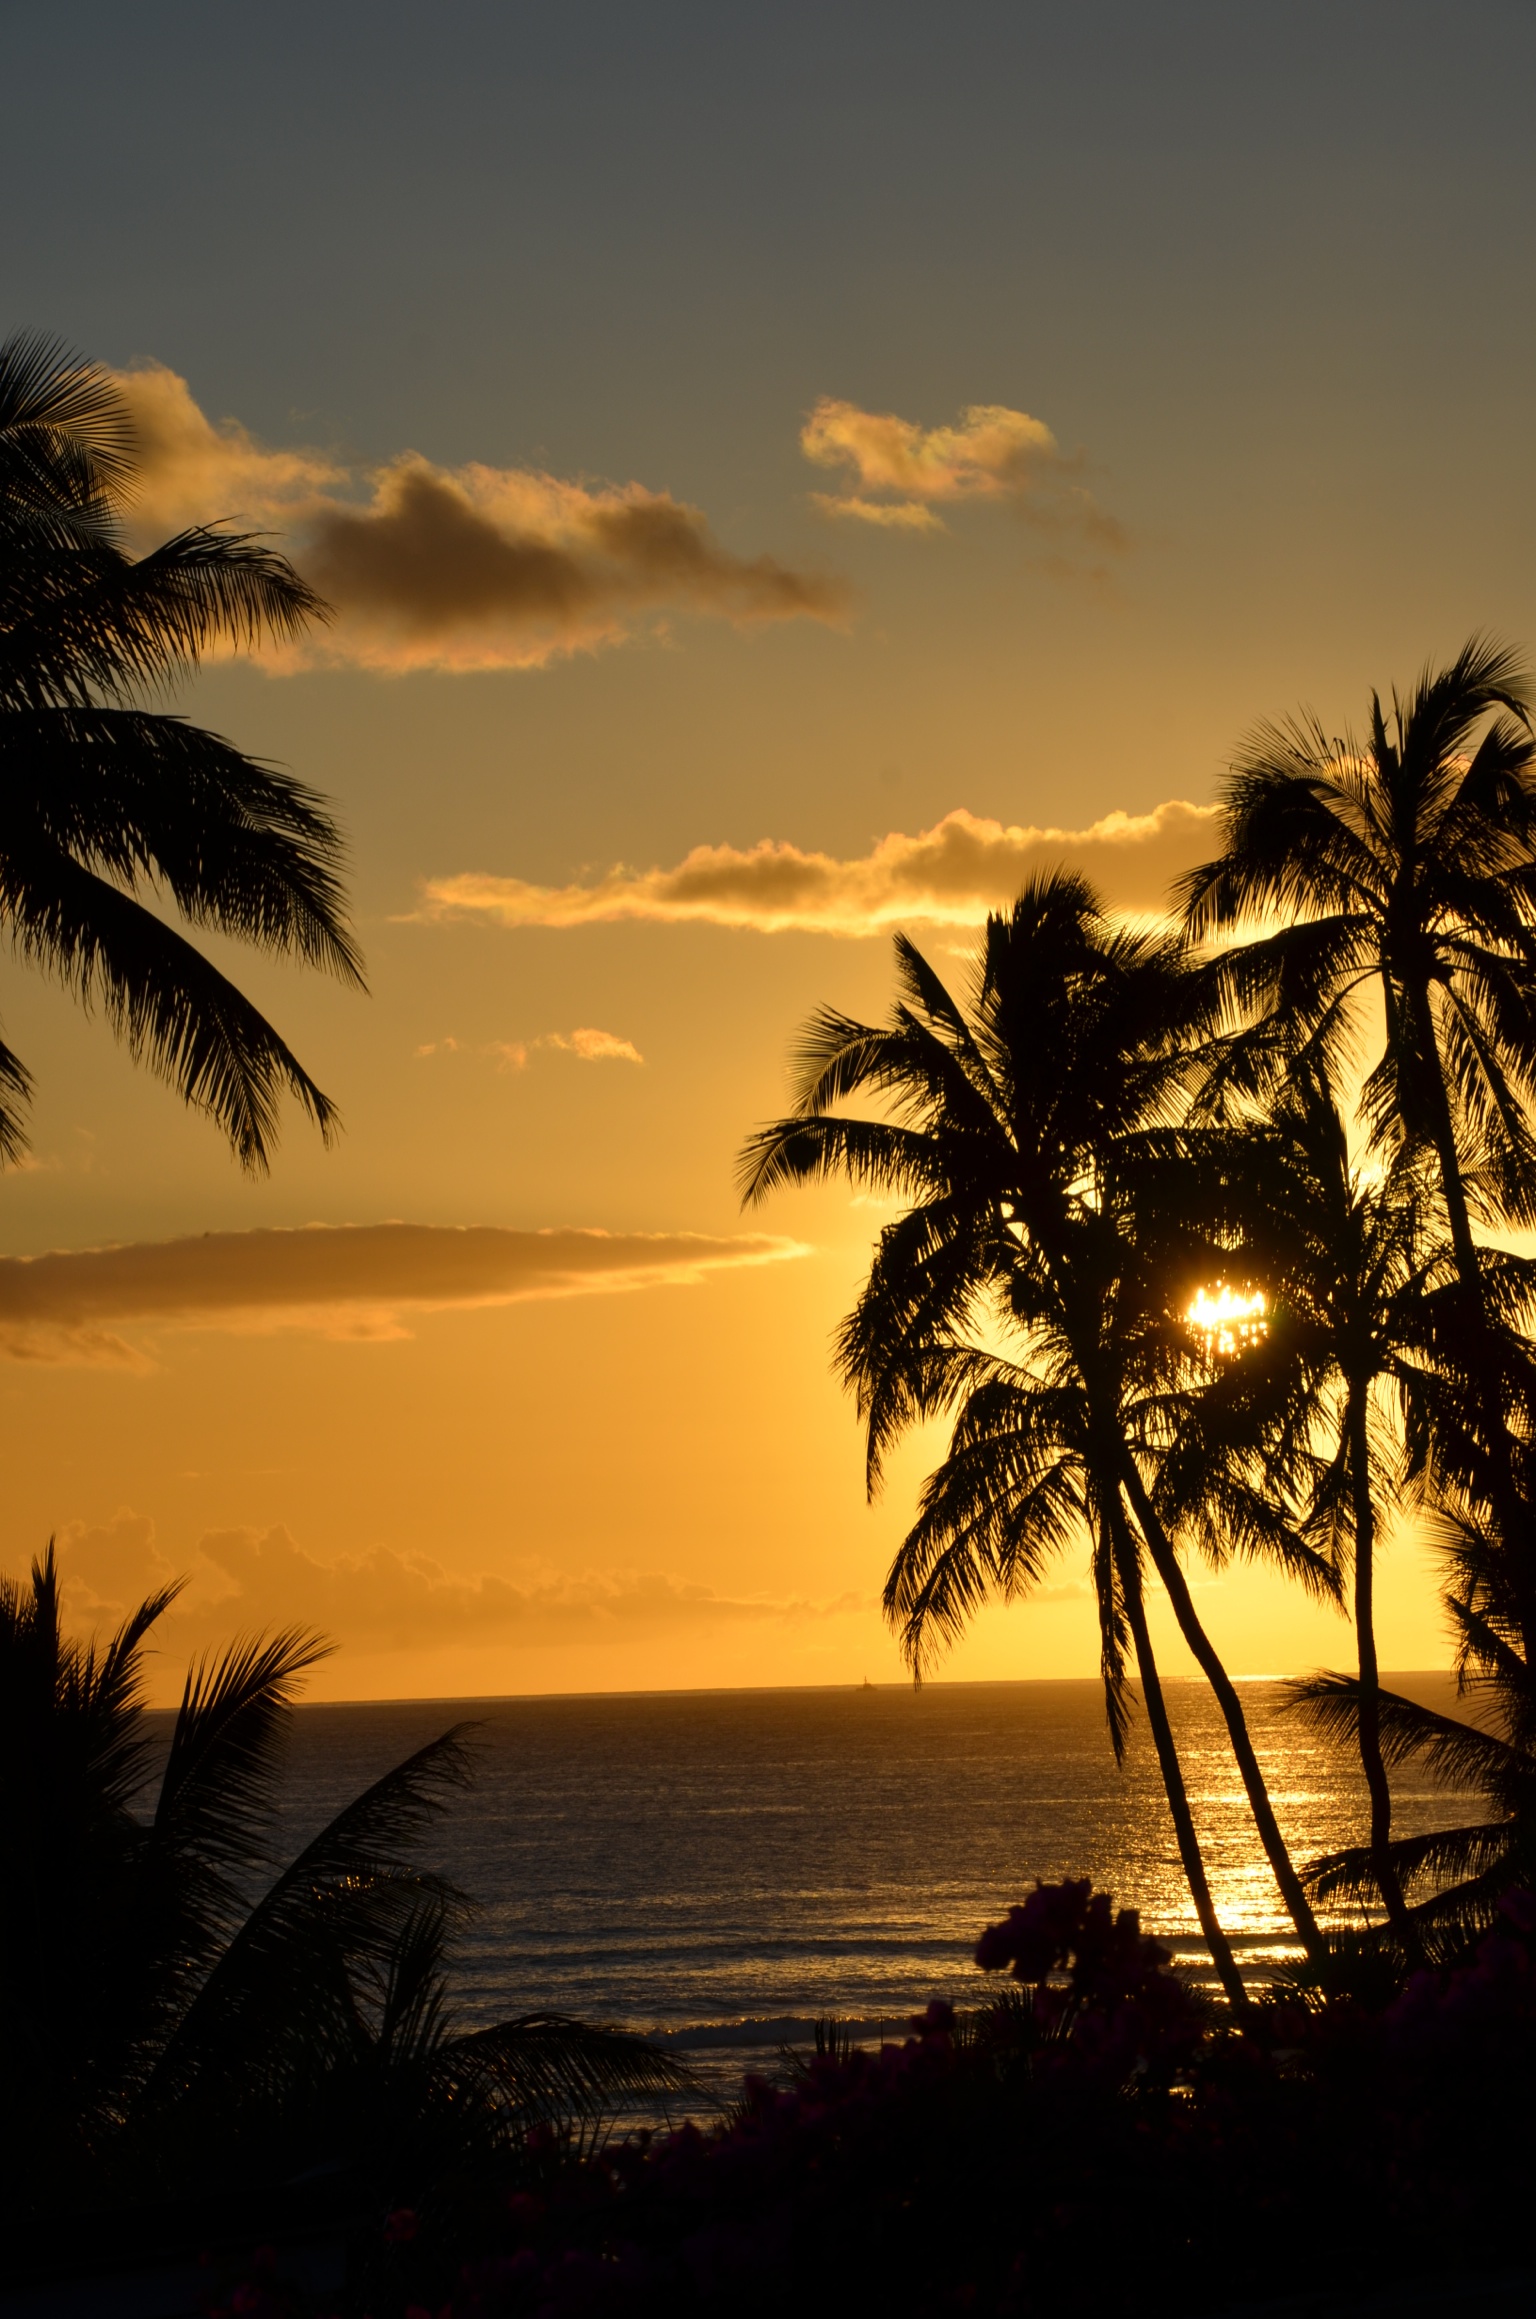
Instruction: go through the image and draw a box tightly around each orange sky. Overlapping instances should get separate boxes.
[3,2,1534,1702]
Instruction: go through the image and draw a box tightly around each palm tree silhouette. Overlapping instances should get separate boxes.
[0,332,363,1171]
[739,875,1331,1987]
[0,1546,682,2220]
[1200,1064,1464,1951]
[1179,638,1536,1646]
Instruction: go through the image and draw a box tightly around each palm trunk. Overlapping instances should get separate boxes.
[1117,1452,1329,1970]
[1407,974,1536,1662]
[1407,977,1482,1291]
[1109,1508,1250,2011]
[1346,1384,1419,1957]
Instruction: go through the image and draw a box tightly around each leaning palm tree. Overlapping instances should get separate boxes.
[1179,638,1536,1646]
[0,331,363,1170]
[0,1546,683,2221]
[739,875,1333,1984]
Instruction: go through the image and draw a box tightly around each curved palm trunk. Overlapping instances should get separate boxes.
[1407,975,1536,1662]
[1116,1454,1329,1970]
[1346,1386,1419,1957]
[1108,1507,1250,2011]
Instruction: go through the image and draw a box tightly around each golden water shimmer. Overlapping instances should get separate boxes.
[257,1676,1469,2055]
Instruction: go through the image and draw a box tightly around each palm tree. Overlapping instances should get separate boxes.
[1179,637,1536,1646]
[0,1545,682,2221]
[0,331,363,1171]
[1194,1065,1465,1952]
[738,875,1333,1986]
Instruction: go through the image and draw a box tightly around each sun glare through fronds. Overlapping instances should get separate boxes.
[1186,1283,1268,1357]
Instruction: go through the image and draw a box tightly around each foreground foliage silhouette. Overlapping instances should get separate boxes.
[220,1878,1536,2318]
[0,1547,683,2232]
[0,332,362,1169]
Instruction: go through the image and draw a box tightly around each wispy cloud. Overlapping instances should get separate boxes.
[41,1514,866,1660]
[419,1027,645,1070]
[801,396,1123,549]
[0,1223,802,1365]
[417,800,1218,940]
[111,363,847,672]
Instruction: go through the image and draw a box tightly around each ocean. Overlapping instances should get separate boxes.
[265,1674,1473,2091]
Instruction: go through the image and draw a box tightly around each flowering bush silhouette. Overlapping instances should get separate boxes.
[972,1879,1206,2079]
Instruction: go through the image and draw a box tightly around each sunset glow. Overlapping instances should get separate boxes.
[0,2,1520,1704]
[1186,1285,1269,1357]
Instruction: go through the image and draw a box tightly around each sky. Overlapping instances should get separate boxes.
[1,0,1533,1701]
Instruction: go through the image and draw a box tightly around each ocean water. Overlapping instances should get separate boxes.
[266,1675,1475,2072]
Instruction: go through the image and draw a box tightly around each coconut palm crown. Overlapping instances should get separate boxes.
[1179,636,1536,1291]
[0,331,363,1170]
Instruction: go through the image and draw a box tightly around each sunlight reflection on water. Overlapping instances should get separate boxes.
[271,1676,1476,2046]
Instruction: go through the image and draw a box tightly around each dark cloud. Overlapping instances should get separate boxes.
[304,462,847,668]
[0,1223,804,1364]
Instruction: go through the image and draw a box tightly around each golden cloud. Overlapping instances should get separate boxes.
[544,1027,644,1063]
[109,365,847,672]
[416,1028,644,1070]
[417,800,1219,940]
[113,361,345,542]
[0,1222,803,1365]
[42,1514,865,1660]
[801,395,1124,547]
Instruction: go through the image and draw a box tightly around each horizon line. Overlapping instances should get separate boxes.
[152,1666,1459,1714]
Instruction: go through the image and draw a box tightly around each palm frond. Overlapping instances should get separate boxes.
[0,709,364,983]
[1302,1818,1515,1906]
[0,842,343,1169]
[0,333,132,549]
[1286,1671,1518,1792]
[443,2011,691,2134]
[154,1627,333,1891]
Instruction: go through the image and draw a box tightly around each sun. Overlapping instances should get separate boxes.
[1186,1283,1268,1357]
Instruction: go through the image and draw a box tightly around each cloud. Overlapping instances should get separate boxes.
[39,1514,865,1660]
[801,396,1123,547]
[303,460,848,672]
[0,1223,803,1365]
[114,361,345,540]
[417,1028,644,1071]
[543,1027,644,1063]
[417,799,1219,940]
[110,364,847,672]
